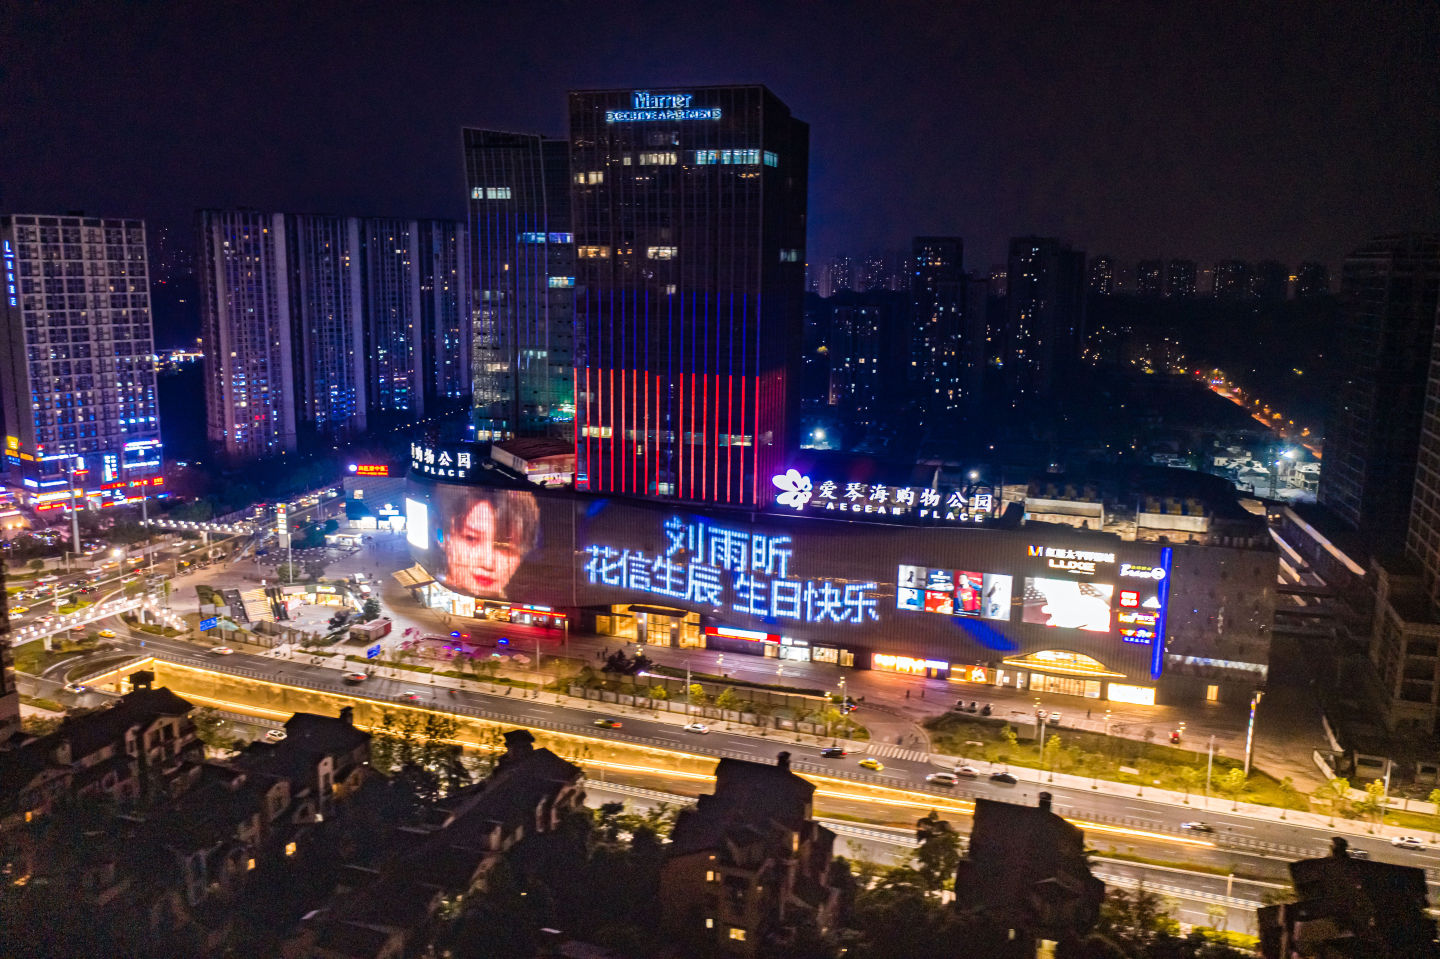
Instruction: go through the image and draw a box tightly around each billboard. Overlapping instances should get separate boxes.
[403,476,1175,680]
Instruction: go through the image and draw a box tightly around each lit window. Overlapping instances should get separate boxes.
[548,233,574,244]
[646,246,678,260]
[706,870,716,881]
[284,841,297,857]
[548,276,575,288]
[574,171,604,185]
[729,928,747,941]
[763,151,779,167]
[705,918,715,929]
[486,187,511,200]
[665,284,677,295]
[1206,684,1219,703]
[779,249,801,263]
[640,152,678,165]
[246,858,256,871]
[577,246,611,258]
[693,149,762,165]
[520,232,546,244]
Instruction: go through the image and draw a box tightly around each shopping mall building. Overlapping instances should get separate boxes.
[394,442,1277,707]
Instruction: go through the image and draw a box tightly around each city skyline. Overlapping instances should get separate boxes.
[3,2,1435,286]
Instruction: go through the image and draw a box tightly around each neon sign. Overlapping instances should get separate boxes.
[1027,545,1116,576]
[582,515,879,625]
[769,469,994,524]
[410,443,474,480]
[606,91,722,123]
[4,240,16,307]
[350,463,390,477]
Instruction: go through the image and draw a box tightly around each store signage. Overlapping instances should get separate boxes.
[770,468,994,524]
[409,443,475,480]
[276,503,288,535]
[199,617,218,631]
[350,463,390,477]
[582,514,879,625]
[4,240,16,307]
[1027,545,1116,576]
[1119,563,1166,580]
[606,91,722,123]
[873,653,947,674]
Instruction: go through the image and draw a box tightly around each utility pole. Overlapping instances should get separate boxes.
[68,463,82,565]
[685,665,692,717]
[1243,688,1265,777]
[1206,734,1215,802]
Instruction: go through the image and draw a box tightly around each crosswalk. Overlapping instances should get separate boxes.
[855,741,931,763]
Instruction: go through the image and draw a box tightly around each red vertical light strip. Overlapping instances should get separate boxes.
[726,373,734,503]
[585,367,592,488]
[608,368,615,492]
[622,369,630,494]
[573,367,579,486]
[642,371,650,496]
[701,371,709,502]
[753,374,761,507]
[677,372,686,501]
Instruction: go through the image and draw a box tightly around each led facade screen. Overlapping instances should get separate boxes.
[1021,577,1114,633]
[896,565,1012,621]
[404,476,1176,681]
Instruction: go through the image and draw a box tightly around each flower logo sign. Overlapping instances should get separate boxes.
[771,469,813,509]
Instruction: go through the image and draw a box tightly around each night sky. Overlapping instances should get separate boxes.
[4,1,1437,273]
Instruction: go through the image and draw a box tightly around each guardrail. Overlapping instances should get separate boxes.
[1093,871,1260,909]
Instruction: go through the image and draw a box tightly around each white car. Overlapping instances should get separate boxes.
[1391,836,1425,850]
[926,772,959,787]
[683,722,709,734]
[263,729,287,743]
[211,646,235,655]
[1049,711,1062,724]
[954,765,980,778]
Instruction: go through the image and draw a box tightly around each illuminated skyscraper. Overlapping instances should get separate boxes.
[569,86,809,505]
[463,129,574,439]
[0,214,163,502]
[1296,261,1330,297]
[1213,259,1252,299]
[910,236,982,418]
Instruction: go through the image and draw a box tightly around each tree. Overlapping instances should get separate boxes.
[687,683,709,709]
[1278,776,1305,813]
[27,558,44,573]
[361,598,381,622]
[1355,778,1387,825]
[276,561,302,583]
[1096,884,1181,946]
[1205,902,1229,933]
[190,706,234,751]
[912,812,961,893]
[1327,777,1351,820]
[1043,733,1063,772]
[1219,767,1247,809]
[1177,766,1204,803]
[1428,787,1440,811]
[303,558,328,581]
[369,710,470,802]
[648,684,668,709]
[714,687,742,718]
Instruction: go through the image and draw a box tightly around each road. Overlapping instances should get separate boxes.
[89,630,1440,889]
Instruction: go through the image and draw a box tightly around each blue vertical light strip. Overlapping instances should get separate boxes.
[1151,546,1173,680]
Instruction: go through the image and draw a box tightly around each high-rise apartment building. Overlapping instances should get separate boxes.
[1165,259,1197,298]
[360,219,469,419]
[0,214,163,505]
[569,86,808,505]
[463,129,574,439]
[1134,259,1164,298]
[825,255,852,297]
[201,210,462,460]
[1319,234,1440,547]
[1296,261,1330,297]
[910,236,980,419]
[1087,256,1115,295]
[1002,236,1086,406]
[1213,259,1252,299]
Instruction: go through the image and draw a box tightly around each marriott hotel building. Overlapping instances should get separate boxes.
[568,86,809,507]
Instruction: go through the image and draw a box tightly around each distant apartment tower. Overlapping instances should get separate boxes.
[1134,259,1164,297]
[569,86,809,505]
[1252,260,1288,301]
[1002,236,1086,405]
[201,211,460,460]
[1212,259,1252,299]
[0,214,163,503]
[1319,234,1440,547]
[1165,259,1197,297]
[359,219,469,419]
[825,255,852,296]
[1087,256,1114,295]
[463,129,575,439]
[1296,260,1330,297]
[910,237,965,416]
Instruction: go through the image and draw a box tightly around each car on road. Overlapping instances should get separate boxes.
[1391,836,1426,850]
[399,690,422,703]
[926,772,959,787]
[62,682,87,694]
[1049,711,1062,724]
[76,586,97,595]
[682,722,709,734]
[858,757,884,771]
[954,765,979,778]
[211,647,234,655]
[1180,821,1214,833]
[263,729,287,743]
[97,629,115,639]
[819,746,848,758]
[989,771,1018,785]
[593,718,623,729]
[9,606,28,615]
[343,672,368,684]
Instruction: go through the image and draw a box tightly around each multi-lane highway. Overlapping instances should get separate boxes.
[85,629,1440,887]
